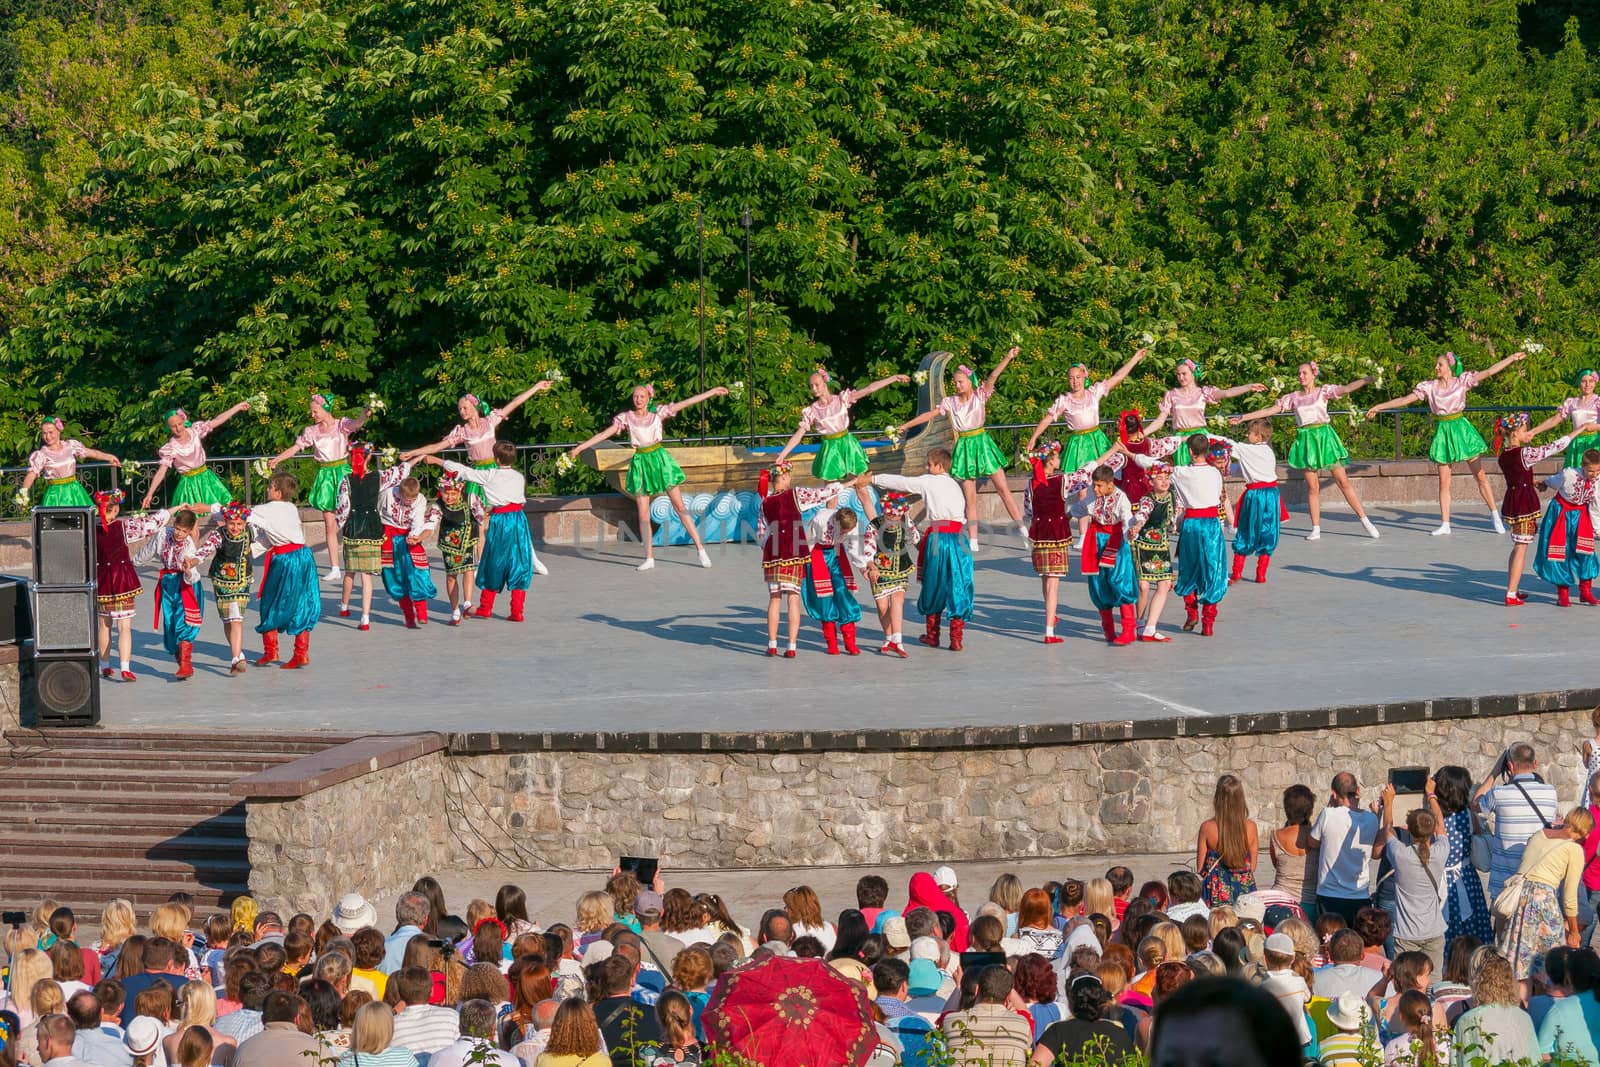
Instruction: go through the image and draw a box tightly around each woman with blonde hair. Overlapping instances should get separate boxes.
[228,897,258,937]
[1205,907,1237,941]
[1196,774,1259,906]
[535,999,608,1067]
[1453,952,1537,1064]
[0,949,53,1025]
[337,1001,418,1066]
[782,886,836,954]
[150,902,201,977]
[1083,879,1115,922]
[574,891,614,952]
[172,1025,216,1067]
[97,899,139,973]
[1499,806,1594,992]
[31,899,60,935]
[15,979,65,1063]
[162,979,237,1065]
[988,874,1024,937]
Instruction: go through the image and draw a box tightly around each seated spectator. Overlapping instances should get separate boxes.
[171,1025,214,1067]
[647,991,701,1067]
[162,980,236,1065]
[1370,951,1431,1044]
[511,999,560,1064]
[941,964,1029,1067]
[337,1001,418,1067]
[1526,946,1572,1031]
[1032,974,1135,1064]
[1312,929,1384,1001]
[1134,962,1194,1051]
[1005,890,1061,957]
[66,989,127,1067]
[590,955,661,1067]
[1316,993,1370,1067]
[211,971,270,1045]
[535,999,609,1067]
[1430,936,1479,1031]
[1453,952,1538,1065]
[1382,990,1445,1067]
[381,895,430,976]
[871,959,933,1063]
[781,886,836,954]
[1538,947,1600,1065]
[427,998,518,1067]
[389,966,460,1055]
[118,940,190,1026]
[1257,932,1311,1049]
[856,876,891,932]
[231,991,319,1067]
[1164,872,1209,924]
[1010,954,1060,1040]
[1351,907,1393,973]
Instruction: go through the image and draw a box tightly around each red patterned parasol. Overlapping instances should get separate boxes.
[703,955,876,1067]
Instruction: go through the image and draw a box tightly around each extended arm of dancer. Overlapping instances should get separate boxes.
[670,386,732,415]
[1475,350,1528,384]
[1215,382,1267,400]
[984,346,1021,392]
[1531,413,1565,438]
[498,379,554,419]
[1364,388,1420,420]
[1102,348,1149,393]
[566,421,627,459]
[206,400,252,431]
[852,373,911,403]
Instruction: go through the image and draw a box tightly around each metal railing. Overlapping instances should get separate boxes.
[0,406,1560,522]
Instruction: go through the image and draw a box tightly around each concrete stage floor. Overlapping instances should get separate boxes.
[104,506,1586,733]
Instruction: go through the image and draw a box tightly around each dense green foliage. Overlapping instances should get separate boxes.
[1,0,1598,465]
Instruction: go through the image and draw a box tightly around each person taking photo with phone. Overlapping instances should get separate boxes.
[1474,743,1560,902]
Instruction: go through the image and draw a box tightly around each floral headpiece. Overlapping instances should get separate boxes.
[1117,409,1143,446]
[472,916,508,938]
[166,408,191,427]
[636,383,657,413]
[1305,361,1319,377]
[1444,351,1463,376]
[1207,438,1232,461]
[461,393,491,417]
[1069,362,1093,386]
[1148,461,1174,476]
[41,415,64,433]
[0,1010,14,1052]
[758,460,792,498]
[1576,369,1599,388]
[1177,358,1203,381]
[814,366,830,384]
[1492,413,1531,454]
[439,469,466,491]
[1029,441,1062,460]
[880,491,912,517]
[955,364,974,379]
[219,501,252,524]
[93,488,125,530]
[311,392,332,410]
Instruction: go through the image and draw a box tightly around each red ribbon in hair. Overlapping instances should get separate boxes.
[1548,495,1595,563]
[1117,409,1143,447]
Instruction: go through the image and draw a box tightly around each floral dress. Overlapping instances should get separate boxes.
[1444,807,1493,944]
[1201,848,1256,907]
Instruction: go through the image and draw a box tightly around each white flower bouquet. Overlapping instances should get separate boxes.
[12,490,29,510]
[1521,338,1544,355]
[885,425,903,445]
[555,453,576,474]
[546,367,566,384]
[726,381,746,400]
[246,392,269,410]
[379,446,399,467]
[365,391,386,413]
[252,458,272,479]
[912,369,928,386]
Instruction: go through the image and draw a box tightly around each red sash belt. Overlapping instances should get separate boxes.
[1235,481,1290,522]
[917,521,965,580]
[1183,507,1221,520]
[154,569,203,629]
[490,503,524,515]
[256,543,304,598]
[808,542,856,597]
[381,524,431,569]
[1548,495,1596,562]
[1080,521,1124,574]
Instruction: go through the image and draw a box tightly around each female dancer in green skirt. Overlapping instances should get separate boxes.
[1555,369,1600,469]
[18,417,121,508]
[774,368,910,479]
[895,345,1026,550]
[140,400,252,509]
[266,393,374,582]
[566,383,729,571]
[1023,346,1148,470]
[1366,349,1527,536]
[1140,359,1266,464]
[1229,362,1380,540]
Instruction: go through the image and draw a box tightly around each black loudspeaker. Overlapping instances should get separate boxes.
[33,507,95,585]
[0,574,31,643]
[30,583,95,652]
[24,651,100,727]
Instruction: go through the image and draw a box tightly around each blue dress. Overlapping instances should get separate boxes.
[1444,807,1493,945]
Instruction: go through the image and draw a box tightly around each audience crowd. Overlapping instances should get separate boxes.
[4,732,1600,1066]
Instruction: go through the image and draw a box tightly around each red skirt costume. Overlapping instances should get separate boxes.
[1118,411,1152,504]
[759,487,809,592]
[96,519,143,618]
[1027,460,1072,577]
[1498,445,1544,543]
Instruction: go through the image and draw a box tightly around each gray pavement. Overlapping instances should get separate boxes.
[105,505,1584,733]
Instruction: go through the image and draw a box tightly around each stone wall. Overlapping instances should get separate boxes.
[0,647,20,742]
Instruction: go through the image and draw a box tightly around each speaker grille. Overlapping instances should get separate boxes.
[35,511,92,584]
[32,587,94,652]
[31,655,99,725]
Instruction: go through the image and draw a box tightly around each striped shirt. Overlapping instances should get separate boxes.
[390,1004,461,1056]
[1479,775,1560,899]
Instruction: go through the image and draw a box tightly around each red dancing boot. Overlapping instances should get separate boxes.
[948,617,965,651]
[508,590,526,622]
[1099,609,1117,643]
[1201,603,1218,637]
[475,590,497,618]
[414,600,431,625]
[1229,554,1245,585]
[254,630,280,667]
[1581,580,1599,606]
[174,641,194,680]
[1115,604,1137,645]
[1256,554,1270,583]
[919,614,942,648]
[822,622,840,655]
[841,622,860,655]
[281,632,310,669]
[1558,586,1572,607]
[399,597,417,629]
[1183,595,1200,631]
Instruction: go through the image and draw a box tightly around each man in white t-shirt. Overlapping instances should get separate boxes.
[1309,771,1383,925]
[426,1000,518,1067]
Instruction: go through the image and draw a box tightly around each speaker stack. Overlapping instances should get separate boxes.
[27,507,100,726]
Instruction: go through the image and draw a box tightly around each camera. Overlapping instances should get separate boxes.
[1,911,24,926]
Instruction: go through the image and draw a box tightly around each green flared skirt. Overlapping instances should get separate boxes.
[813,433,870,480]
[626,445,685,496]
[949,430,1008,481]
[462,459,496,501]
[1286,423,1350,471]
[1429,415,1487,465]
[38,478,92,507]
[1566,431,1600,469]
[307,460,350,512]
[1060,428,1111,473]
[170,465,234,507]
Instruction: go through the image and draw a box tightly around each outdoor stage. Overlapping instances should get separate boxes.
[102,504,1594,735]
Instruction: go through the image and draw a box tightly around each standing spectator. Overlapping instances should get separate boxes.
[1538,947,1600,1065]
[1268,785,1320,914]
[1196,774,1259,906]
[336,1002,418,1067]
[1581,771,1600,948]
[170,1027,213,1067]
[427,999,519,1067]
[1475,742,1560,901]
[1434,765,1495,947]
[1378,781,1448,973]
[535,1000,609,1067]
[1310,772,1382,923]
[231,992,319,1067]
[381,895,430,976]
[1453,953,1539,1064]
[388,967,460,1056]
[3,949,53,1027]
[1499,808,1593,989]
[940,965,1029,1067]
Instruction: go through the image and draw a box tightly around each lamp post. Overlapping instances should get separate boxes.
[742,205,754,445]
[696,204,707,442]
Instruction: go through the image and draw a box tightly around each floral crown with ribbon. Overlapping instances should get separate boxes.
[1492,413,1531,454]
[461,393,491,417]
[219,501,252,523]
[439,470,466,491]
[1177,358,1204,381]
[93,488,125,530]
[879,492,911,517]
[41,415,64,433]
[1028,441,1063,461]
[166,407,191,427]
[1148,461,1174,476]
[311,392,333,410]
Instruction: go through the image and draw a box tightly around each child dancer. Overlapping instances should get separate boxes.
[864,448,974,650]
[1023,347,1148,471]
[403,380,554,575]
[775,368,911,478]
[247,472,322,669]
[332,443,391,630]
[267,394,374,582]
[1023,443,1097,644]
[1129,463,1178,642]
[430,470,486,624]
[140,401,251,509]
[1126,435,1230,635]
[756,462,835,658]
[381,475,439,628]
[1210,423,1287,584]
[894,346,1026,549]
[860,490,919,657]
[428,442,532,620]
[565,384,730,571]
[93,490,168,681]
[1140,360,1266,463]
[1534,448,1600,607]
[1365,349,1528,535]
[800,500,876,655]
[1074,462,1138,646]
[199,503,253,673]
[18,417,120,507]
[1116,411,1153,504]
[1556,369,1600,468]
[151,508,205,681]
[1230,362,1380,540]
[1494,414,1570,605]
